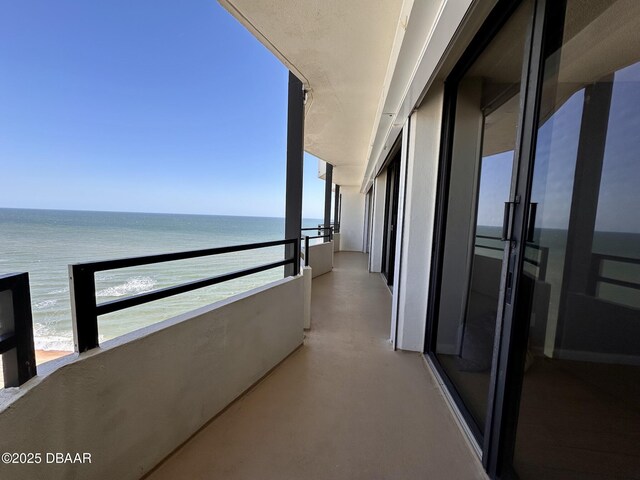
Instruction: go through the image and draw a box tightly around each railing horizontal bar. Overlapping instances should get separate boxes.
[595,277,640,291]
[71,238,295,272]
[475,245,503,252]
[475,234,502,240]
[593,253,640,265]
[0,332,16,354]
[95,258,292,316]
[0,272,23,289]
[300,227,332,231]
[303,235,331,240]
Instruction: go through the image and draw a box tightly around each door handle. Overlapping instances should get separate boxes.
[502,202,514,241]
[501,197,520,242]
[526,202,538,242]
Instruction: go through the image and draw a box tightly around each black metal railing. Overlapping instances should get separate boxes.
[587,253,640,296]
[301,227,333,267]
[474,234,504,252]
[0,273,36,387]
[474,234,549,281]
[302,226,333,241]
[301,235,331,267]
[315,223,339,234]
[523,243,549,282]
[69,238,300,353]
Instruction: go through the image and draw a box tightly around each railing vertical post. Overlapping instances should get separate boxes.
[69,265,99,352]
[304,235,310,267]
[323,163,333,243]
[12,273,37,386]
[538,247,549,282]
[1,273,37,387]
[586,254,600,297]
[292,239,300,276]
[333,184,340,234]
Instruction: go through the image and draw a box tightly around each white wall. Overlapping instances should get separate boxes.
[308,241,333,278]
[369,170,387,272]
[390,122,410,348]
[303,266,312,329]
[338,186,365,252]
[395,86,444,351]
[0,276,304,480]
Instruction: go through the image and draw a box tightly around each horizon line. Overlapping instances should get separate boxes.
[0,206,324,221]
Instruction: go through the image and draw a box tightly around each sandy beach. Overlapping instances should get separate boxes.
[35,349,72,365]
[0,350,72,387]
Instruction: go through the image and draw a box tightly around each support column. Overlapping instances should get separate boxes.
[285,72,304,276]
[556,76,613,347]
[323,163,333,243]
[333,184,340,232]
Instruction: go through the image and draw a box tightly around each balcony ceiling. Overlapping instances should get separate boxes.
[218,0,404,185]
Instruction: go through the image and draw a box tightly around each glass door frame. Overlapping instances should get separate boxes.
[424,0,552,478]
[381,142,402,286]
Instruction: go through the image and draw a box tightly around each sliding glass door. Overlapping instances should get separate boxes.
[382,153,401,286]
[430,0,533,440]
[427,0,640,478]
[511,1,640,478]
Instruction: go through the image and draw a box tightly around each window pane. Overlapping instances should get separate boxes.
[433,0,532,437]
[514,1,640,478]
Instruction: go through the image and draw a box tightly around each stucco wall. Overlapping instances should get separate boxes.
[333,233,341,252]
[338,186,365,252]
[390,123,410,348]
[369,171,387,272]
[309,241,333,278]
[303,266,312,329]
[0,276,304,480]
[395,87,444,351]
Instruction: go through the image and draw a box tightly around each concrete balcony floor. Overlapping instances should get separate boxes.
[146,252,486,480]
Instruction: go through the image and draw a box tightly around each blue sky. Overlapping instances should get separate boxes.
[0,0,326,219]
[477,62,640,234]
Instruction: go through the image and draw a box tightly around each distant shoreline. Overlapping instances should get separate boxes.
[0,206,325,222]
[0,351,72,386]
[36,350,72,365]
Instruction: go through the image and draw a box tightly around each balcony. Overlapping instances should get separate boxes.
[145,252,485,480]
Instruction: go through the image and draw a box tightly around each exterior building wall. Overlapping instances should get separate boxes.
[395,87,444,351]
[338,186,365,252]
[390,122,410,347]
[369,171,387,272]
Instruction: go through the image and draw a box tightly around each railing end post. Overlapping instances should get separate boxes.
[69,264,99,353]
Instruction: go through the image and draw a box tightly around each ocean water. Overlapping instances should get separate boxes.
[475,224,640,310]
[0,208,322,351]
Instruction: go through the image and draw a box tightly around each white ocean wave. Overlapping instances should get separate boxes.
[96,276,157,298]
[34,299,58,310]
[48,287,69,295]
[33,323,74,351]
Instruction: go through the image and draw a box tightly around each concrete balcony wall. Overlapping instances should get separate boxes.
[338,185,366,252]
[308,241,334,278]
[0,275,305,480]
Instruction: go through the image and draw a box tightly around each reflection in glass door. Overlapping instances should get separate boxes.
[511,0,640,478]
[382,154,400,286]
[431,0,533,439]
